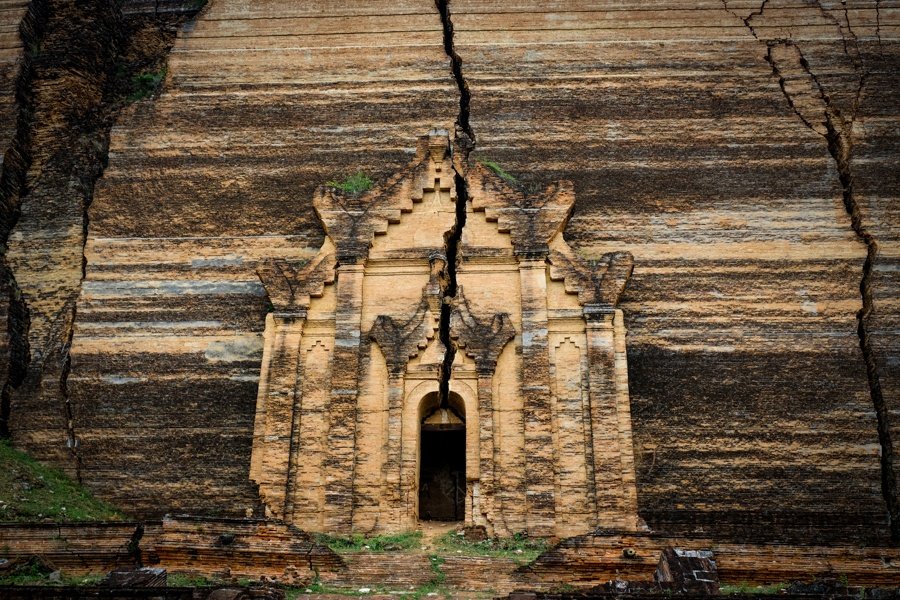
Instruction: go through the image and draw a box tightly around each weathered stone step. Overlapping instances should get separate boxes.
[326,551,528,595]
[327,553,433,588]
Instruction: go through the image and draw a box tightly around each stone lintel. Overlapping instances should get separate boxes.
[583,304,616,322]
[272,310,307,322]
[514,247,550,261]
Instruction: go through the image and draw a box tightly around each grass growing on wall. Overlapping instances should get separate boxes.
[435,530,548,564]
[127,67,167,102]
[0,566,104,587]
[478,159,518,184]
[166,573,213,587]
[0,440,123,522]
[326,172,374,195]
[720,583,790,595]
[314,530,422,553]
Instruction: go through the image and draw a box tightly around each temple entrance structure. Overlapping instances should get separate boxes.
[250,131,641,537]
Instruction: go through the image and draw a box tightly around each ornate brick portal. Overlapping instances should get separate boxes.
[250,132,640,537]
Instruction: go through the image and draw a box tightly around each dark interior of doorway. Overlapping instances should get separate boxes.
[418,427,465,521]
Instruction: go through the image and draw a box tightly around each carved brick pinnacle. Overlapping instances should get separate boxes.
[369,298,436,376]
[548,249,634,308]
[450,287,516,375]
[257,251,337,312]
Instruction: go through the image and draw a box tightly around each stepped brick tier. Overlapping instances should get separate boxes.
[251,130,639,537]
[152,516,345,580]
[0,521,148,574]
[518,531,900,588]
[0,517,344,581]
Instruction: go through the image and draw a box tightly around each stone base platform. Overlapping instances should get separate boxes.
[2,520,899,596]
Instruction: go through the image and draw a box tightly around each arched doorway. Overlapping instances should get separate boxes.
[418,392,466,521]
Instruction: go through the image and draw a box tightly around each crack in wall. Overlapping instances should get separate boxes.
[875,0,883,49]
[0,0,46,439]
[0,0,207,480]
[436,0,473,407]
[722,0,768,40]
[724,1,898,542]
[436,0,474,143]
[810,0,860,64]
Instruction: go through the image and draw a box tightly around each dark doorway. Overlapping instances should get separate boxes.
[418,427,465,521]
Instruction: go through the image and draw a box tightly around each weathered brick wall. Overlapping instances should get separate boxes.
[68,1,457,516]
[0,1,28,161]
[0,0,895,545]
[0,0,30,438]
[450,0,897,543]
[519,532,900,587]
[0,521,145,572]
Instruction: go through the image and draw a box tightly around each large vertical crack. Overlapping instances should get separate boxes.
[723,1,898,542]
[436,0,474,142]
[435,0,473,406]
[0,0,47,438]
[0,1,207,478]
[438,170,469,407]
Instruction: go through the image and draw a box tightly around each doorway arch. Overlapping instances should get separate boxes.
[417,391,466,521]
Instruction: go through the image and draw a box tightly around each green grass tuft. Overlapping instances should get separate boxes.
[314,530,422,554]
[0,560,52,586]
[0,559,106,587]
[167,573,212,587]
[325,172,374,195]
[128,67,166,102]
[720,582,789,595]
[0,439,124,522]
[285,583,387,598]
[479,160,518,184]
[435,530,548,564]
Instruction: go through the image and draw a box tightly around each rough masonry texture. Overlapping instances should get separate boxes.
[0,0,896,548]
[251,131,639,536]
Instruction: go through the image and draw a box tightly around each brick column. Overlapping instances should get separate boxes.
[324,262,365,532]
[517,254,556,535]
[472,363,500,533]
[613,308,640,528]
[250,311,306,519]
[584,304,637,529]
[383,373,406,529]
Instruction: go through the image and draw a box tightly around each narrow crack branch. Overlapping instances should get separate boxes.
[436,0,473,407]
[764,43,819,134]
[810,0,857,63]
[839,0,860,54]
[875,0,883,49]
[61,303,83,482]
[722,0,769,40]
